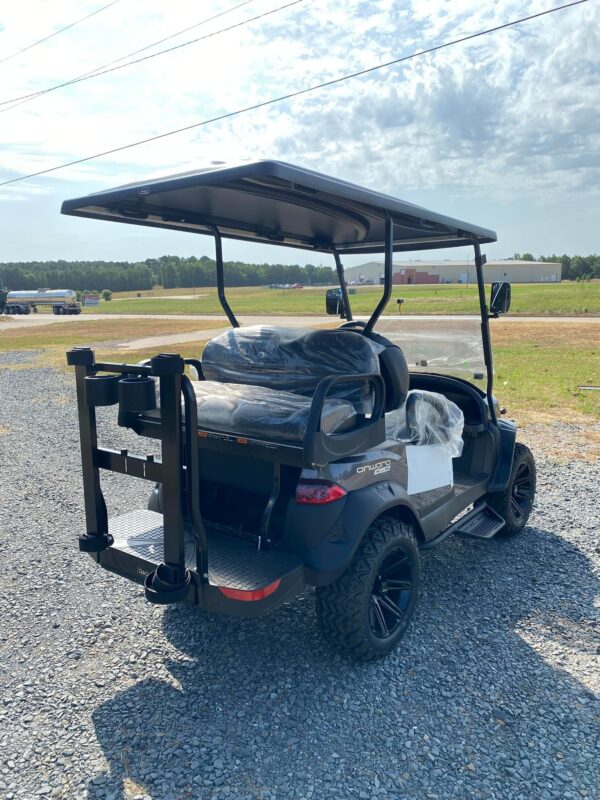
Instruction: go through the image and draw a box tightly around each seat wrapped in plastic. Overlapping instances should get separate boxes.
[192,380,357,444]
[202,326,380,413]
[385,390,464,458]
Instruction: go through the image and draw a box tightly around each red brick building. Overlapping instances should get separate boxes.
[392,268,440,285]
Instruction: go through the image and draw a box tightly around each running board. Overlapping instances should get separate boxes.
[453,504,505,539]
[421,503,505,548]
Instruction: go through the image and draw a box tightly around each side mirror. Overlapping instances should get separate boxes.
[325,289,347,318]
[490,281,511,316]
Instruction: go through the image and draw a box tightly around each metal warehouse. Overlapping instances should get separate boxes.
[343,260,562,285]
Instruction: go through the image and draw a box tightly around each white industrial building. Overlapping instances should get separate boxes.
[343,259,562,285]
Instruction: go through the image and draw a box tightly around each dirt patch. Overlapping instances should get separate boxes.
[491,320,600,348]
[518,420,600,463]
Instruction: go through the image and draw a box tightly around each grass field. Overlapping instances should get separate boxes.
[86,281,600,317]
[3,316,596,422]
[0,318,223,364]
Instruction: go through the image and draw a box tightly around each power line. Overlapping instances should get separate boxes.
[0,1,123,66]
[0,0,304,110]
[1,0,258,112]
[77,0,256,76]
[0,0,589,188]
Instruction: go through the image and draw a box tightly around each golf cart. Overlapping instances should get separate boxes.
[63,161,535,661]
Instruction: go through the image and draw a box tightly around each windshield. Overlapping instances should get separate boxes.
[372,316,487,385]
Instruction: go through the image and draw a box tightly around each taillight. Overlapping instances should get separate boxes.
[295,480,347,505]
[218,579,281,601]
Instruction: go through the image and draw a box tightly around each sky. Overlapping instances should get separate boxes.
[0,0,598,268]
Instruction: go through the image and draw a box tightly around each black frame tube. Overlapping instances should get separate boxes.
[473,242,497,424]
[363,215,393,335]
[157,366,186,579]
[332,248,352,321]
[182,375,208,576]
[211,226,239,328]
[74,360,109,538]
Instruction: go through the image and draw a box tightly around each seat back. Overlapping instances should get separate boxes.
[363,330,409,412]
[202,326,380,412]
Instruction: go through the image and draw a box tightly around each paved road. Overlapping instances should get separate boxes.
[2,312,599,332]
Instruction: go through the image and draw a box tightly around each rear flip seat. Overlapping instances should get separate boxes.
[193,325,381,442]
[192,380,356,443]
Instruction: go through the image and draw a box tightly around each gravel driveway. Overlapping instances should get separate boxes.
[0,358,598,800]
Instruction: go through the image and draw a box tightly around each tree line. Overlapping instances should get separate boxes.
[1,252,597,292]
[0,255,336,292]
[512,253,600,280]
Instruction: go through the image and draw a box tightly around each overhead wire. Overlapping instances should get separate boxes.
[0,1,123,66]
[0,0,589,188]
[0,0,258,112]
[0,0,304,111]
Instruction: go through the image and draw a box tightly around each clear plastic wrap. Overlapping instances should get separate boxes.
[385,390,464,458]
[191,380,357,444]
[202,325,380,413]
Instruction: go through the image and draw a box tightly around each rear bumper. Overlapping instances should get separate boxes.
[94,548,304,617]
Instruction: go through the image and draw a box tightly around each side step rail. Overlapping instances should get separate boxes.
[454,504,505,539]
[421,503,505,549]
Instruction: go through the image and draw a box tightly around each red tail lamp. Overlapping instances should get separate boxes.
[295,480,347,505]
[218,579,281,602]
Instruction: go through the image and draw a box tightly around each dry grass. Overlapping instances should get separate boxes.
[0,318,222,349]
[0,318,224,367]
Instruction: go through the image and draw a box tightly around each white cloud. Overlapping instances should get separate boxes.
[0,0,597,261]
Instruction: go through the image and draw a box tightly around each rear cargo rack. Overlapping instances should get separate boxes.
[66,346,385,608]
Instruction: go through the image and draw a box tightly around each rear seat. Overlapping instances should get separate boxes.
[192,325,381,443]
[191,381,356,443]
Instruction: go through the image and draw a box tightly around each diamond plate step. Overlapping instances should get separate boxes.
[453,504,505,539]
[108,510,302,590]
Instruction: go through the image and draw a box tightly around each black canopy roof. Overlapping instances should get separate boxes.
[61,160,496,254]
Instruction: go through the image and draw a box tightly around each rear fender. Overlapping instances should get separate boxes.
[284,481,422,586]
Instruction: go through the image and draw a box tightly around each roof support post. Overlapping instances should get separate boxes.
[363,214,393,335]
[473,242,497,424]
[211,227,239,328]
[332,248,352,321]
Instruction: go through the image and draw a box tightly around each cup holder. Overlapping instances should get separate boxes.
[118,376,157,413]
[84,374,120,406]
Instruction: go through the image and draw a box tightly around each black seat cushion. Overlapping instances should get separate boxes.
[202,326,380,413]
[192,380,356,443]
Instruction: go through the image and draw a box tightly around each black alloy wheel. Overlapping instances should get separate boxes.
[316,516,420,661]
[510,461,534,520]
[369,547,414,640]
[486,442,536,536]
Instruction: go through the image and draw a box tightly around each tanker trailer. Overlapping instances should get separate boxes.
[4,289,81,315]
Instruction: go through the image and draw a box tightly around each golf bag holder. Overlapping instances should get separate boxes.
[67,347,202,603]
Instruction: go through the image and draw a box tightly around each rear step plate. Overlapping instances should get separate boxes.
[454,505,505,539]
[108,510,302,590]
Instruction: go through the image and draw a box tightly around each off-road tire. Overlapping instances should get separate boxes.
[486,442,536,537]
[316,516,420,662]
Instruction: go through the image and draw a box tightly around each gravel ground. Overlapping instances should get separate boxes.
[0,361,598,800]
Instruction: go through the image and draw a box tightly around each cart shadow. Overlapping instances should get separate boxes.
[87,524,599,800]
